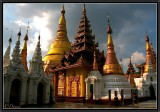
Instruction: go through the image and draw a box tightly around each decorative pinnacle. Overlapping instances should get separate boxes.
[17,28,21,37]
[146,34,149,41]
[129,56,131,63]
[107,12,110,24]
[107,13,112,34]
[82,3,86,15]
[24,22,29,41]
[61,4,65,15]
[38,33,40,42]
[27,22,30,33]
[9,31,12,43]
[93,51,98,70]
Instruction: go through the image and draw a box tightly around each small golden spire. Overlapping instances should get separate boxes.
[93,51,98,71]
[20,23,30,71]
[59,4,66,24]
[146,34,150,51]
[107,15,113,46]
[144,35,156,73]
[103,15,123,75]
[61,4,65,15]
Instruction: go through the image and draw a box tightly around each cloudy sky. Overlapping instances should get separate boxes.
[3,3,157,73]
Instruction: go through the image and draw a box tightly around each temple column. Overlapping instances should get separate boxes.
[20,78,28,105]
[53,73,58,97]
[4,77,12,104]
[53,74,56,96]
[64,73,66,96]
[85,78,89,100]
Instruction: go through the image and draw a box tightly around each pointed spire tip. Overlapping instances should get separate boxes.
[38,33,40,41]
[61,4,65,14]
[82,3,86,15]
[9,37,12,43]
[17,28,21,37]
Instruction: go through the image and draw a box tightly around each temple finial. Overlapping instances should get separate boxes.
[17,28,21,37]
[82,3,86,15]
[107,12,110,24]
[24,22,29,41]
[107,13,112,34]
[93,50,98,71]
[27,22,30,34]
[61,4,65,15]
[38,33,40,42]
[9,31,12,43]
[129,56,131,63]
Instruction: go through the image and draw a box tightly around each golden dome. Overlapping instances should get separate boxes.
[43,5,71,70]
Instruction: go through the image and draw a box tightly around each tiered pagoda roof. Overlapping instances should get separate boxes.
[126,57,135,75]
[50,4,105,73]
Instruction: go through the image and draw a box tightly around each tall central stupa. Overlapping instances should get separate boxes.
[43,5,71,73]
[101,17,131,99]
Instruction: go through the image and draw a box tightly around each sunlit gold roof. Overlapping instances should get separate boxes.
[43,5,71,70]
[103,17,123,75]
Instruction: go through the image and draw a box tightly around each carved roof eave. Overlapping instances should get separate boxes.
[74,32,91,39]
[125,73,141,78]
[135,63,145,68]
[49,62,92,73]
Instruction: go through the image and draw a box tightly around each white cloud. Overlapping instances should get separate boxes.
[17,3,27,6]
[14,20,27,27]
[122,51,145,73]
[26,11,59,61]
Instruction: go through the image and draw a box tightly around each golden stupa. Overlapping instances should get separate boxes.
[103,17,123,75]
[144,35,156,73]
[43,5,71,72]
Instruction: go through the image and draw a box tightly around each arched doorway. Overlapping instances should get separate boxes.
[37,83,44,105]
[149,85,156,100]
[90,84,93,99]
[9,79,21,105]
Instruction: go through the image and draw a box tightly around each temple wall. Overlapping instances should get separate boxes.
[65,67,91,97]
